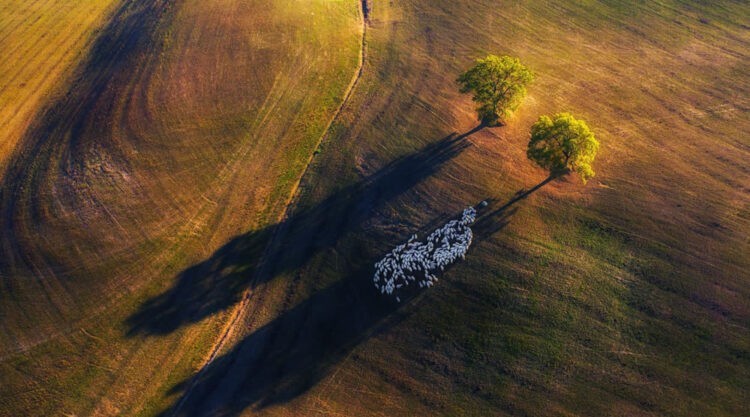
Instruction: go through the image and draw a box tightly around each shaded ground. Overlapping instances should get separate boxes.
[162,0,750,415]
[138,125,556,416]
[127,129,478,336]
[2,0,749,415]
[0,1,364,415]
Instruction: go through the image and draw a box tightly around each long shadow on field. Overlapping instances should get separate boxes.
[164,262,419,417]
[473,174,556,242]
[127,127,482,336]
[161,168,554,416]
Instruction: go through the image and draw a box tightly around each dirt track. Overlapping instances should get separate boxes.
[166,2,369,414]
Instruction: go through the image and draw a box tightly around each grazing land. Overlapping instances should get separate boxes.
[1,0,748,416]
[0,0,360,415]
[0,0,122,172]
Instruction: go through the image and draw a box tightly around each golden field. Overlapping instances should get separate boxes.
[1,0,748,416]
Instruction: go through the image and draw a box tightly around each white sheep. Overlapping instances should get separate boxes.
[373,206,477,300]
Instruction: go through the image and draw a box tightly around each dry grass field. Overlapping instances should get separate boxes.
[0,0,122,172]
[169,1,749,416]
[0,0,360,415]
[1,0,748,416]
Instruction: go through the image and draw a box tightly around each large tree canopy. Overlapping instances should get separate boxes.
[457,55,533,125]
[527,113,599,183]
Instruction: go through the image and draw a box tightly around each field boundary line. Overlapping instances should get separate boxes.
[167,1,368,414]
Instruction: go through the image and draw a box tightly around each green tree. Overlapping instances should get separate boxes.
[457,55,534,125]
[527,113,599,183]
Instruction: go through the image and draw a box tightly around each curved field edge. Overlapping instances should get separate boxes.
[165,1,367,414]
[0,0,362,416]
[163,0,749,416]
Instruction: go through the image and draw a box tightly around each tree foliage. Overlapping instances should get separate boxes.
[527,113,599,183]
[457,55,534,125]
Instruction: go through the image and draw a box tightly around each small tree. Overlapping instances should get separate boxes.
[527,113,599,183]
[457,55,534,125]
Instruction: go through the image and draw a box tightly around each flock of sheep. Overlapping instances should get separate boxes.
[373,206,477,301]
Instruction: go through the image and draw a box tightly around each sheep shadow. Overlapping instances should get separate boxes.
[126,127,481,336]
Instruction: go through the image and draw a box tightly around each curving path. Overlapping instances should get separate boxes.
[167,1,369,414]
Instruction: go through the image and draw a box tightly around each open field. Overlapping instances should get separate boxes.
[1,0,749,416]
[0,0,361,415]
[167,0,750,416]
[0,0,122,172]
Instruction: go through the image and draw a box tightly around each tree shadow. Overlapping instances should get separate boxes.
[126,127,482,336]
[158,172,555,416]
[473,174,556,242]
[163,262,420,417]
